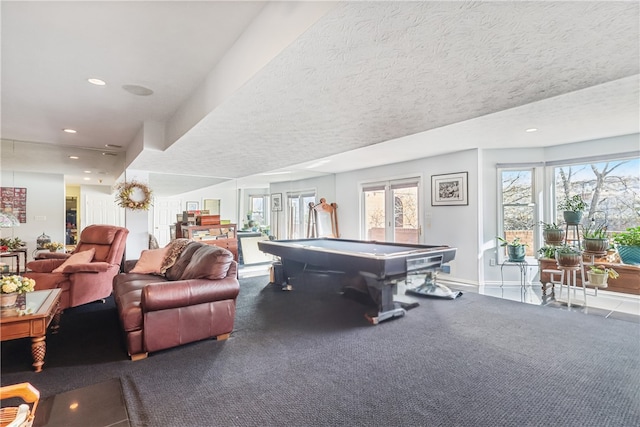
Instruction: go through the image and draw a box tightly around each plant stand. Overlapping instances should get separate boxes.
[564,223,581,249]
[555,265,587,308]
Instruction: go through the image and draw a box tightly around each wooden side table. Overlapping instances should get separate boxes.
[0,248,27,274]
[0,289,62,372]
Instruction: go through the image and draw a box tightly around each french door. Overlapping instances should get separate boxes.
[362,178,421,243]
[286,191,316,239]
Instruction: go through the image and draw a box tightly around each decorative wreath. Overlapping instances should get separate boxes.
[115,181,153,211]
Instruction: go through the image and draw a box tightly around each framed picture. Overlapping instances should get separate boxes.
[271,193,283,212]
[186,201,199,211]
[431,172,468,206]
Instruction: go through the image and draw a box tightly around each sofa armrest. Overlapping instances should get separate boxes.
[26,259,66,273]
[123,259,138,273]
[141,278,240,312]
[61,262,112,274]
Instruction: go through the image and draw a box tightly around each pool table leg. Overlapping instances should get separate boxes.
[361,275,406,325]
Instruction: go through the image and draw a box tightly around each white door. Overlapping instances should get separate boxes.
[153,198,183,247]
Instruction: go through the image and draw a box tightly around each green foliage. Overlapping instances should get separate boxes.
[555,243,582,254]
[558,195,587,212]
[539,221,561,230]
[497,236,527,247]
[537,245,557,259]
[613,226,640,246]
[582,222,608,239]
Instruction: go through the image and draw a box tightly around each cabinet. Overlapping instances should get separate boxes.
[181,224,238,261]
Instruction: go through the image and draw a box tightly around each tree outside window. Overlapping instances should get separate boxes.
[555,158,639,232]
[501,169,535,257]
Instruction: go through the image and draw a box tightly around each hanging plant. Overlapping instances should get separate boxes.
[115,181,153,211]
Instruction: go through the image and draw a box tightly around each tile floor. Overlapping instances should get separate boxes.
[239,263,640,323]
[446,280,640,323]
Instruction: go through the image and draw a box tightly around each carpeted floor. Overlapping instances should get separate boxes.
[2,274,639,426]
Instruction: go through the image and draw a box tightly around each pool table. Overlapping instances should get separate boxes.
[257,238,456,324]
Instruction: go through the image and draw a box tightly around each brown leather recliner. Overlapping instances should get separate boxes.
[24,224,129,310]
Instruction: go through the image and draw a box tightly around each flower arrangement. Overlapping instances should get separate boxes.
[44,241,64,251]
[0,237,25,251]
[1,275,35,294]
[115,180,153,211]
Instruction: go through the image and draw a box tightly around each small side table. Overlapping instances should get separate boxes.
[0,248,27,274]
[500,260,533,289]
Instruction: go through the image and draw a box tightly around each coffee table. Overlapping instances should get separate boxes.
[0,289,62,372]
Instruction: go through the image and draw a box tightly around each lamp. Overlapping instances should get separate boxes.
[0,212,20,228]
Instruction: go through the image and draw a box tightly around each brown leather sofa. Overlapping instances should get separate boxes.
[25,225,129,310]
[112,241,239,360]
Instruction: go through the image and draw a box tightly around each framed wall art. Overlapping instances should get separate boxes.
[431,172,468,206]
[271,193,282,212]
[186,201,199,211]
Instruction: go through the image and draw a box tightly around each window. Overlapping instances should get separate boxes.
[500,169,536,257]
[362,178,420,243]
[246,195,269,231]
[286,191,316,239]
[554,157,640,233]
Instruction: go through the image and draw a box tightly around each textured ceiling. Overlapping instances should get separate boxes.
[130,1,640,181]
[2,1,639,195]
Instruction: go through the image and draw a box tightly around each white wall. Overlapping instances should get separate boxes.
[335,149,480,284]
[0,171,65,264]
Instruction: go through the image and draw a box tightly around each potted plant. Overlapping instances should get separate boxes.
[497,236,527,262]
[613,226,640,265]
[555,244,582,267]
[582,222,609,255]
[586,265,619,288]
[558,195,587,225]
[538,245,557,259]
[540,221,565,245]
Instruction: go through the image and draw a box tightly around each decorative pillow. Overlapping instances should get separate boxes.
[52,248,96,273]
[130,246,170,275]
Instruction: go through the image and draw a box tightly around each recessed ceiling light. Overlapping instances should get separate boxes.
[84,170,91,174]
[102,152,118,156]
[63,128,77,134]
[525,128,538,133]
[104,144,122,149]
[83,177,91,181]
[88,78,106,86]
[69,156,79,160]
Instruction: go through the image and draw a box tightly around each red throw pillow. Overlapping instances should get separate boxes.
[52,248,96,273]
[130,247,170,275]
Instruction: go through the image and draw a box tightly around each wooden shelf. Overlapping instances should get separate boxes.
[181,224,238,261]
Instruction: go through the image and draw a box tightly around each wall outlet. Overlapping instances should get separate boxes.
[489,258,496,266]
